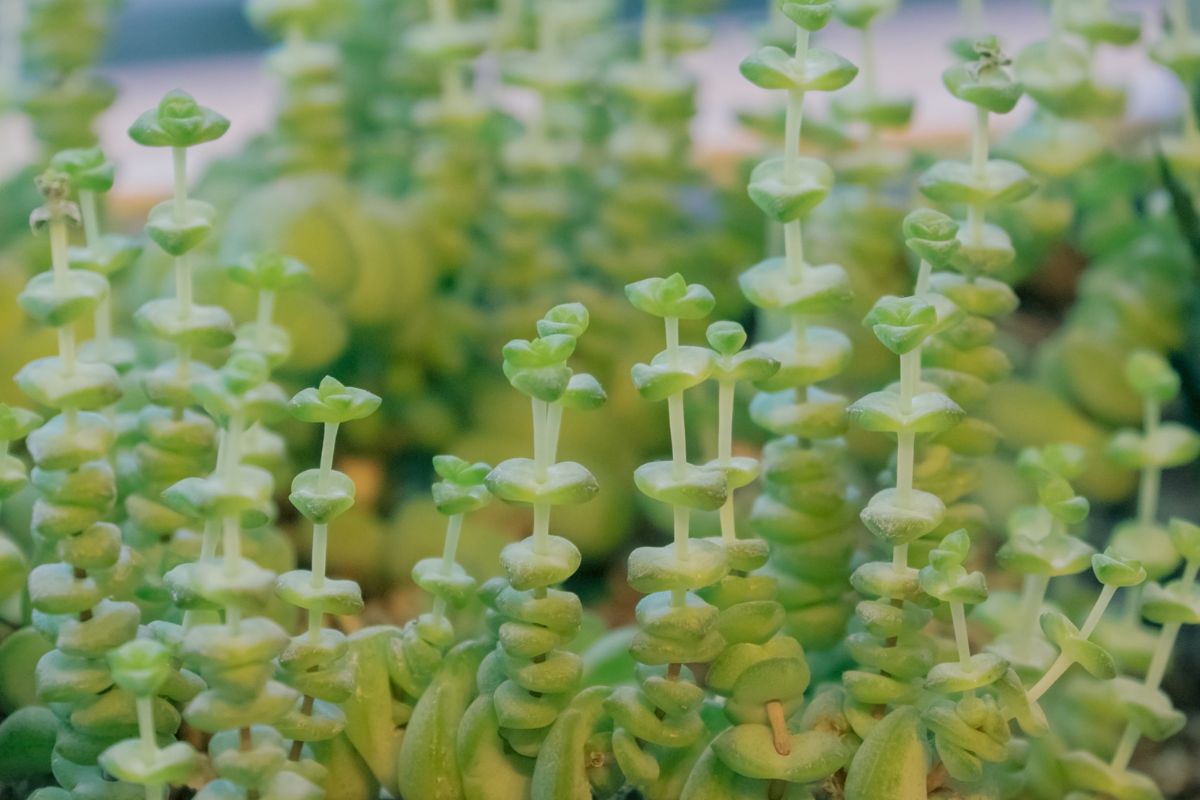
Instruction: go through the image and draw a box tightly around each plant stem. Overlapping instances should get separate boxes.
[892,543,908,572]
[1026,583,1118,702]
[951,602,971,666]
[432,513,464,621]
[967,106,989,252]
[49,215,77,378]
[255,289,275,350]
[532,502,550,559]
[784,220,805,280]
[784,25,810,178]
[1016,573,1050,656]
[717,381,733,464]
[717,380,736,544]
[672,505,689,607]
[172,147,188,218]
[546,402,563,464]
[317,419,339,484]
[915,259,933,296]
[896,349,919,508]
[136,695,162,800]
[80,189,100,247]
[532,398,549,481]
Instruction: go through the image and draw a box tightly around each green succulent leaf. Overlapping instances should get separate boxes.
[290,376,382,425]
[128,89,230,147]
[626,273,715,320]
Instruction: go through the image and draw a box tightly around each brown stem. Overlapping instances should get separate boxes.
[926,762,949,792]
[288,695,315,761]
[766,700,791,756]
[73,567,92,622]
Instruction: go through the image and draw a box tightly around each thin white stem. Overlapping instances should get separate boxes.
[717,381,733,464]
[967,106,989,250]
[532,398,549,480]
[1026,583,1118,702]
[533,502,550,555]
[915,260,933,296]
[442,514,464,570]
[311,524,328,586]
[1017,574,1050,655]
[719,497,736,545]
[255,289,275,350]
[80,190,100,248]
[951,602,971,665]
[137,695,156,755]
[222,515,240,570]
[784,220,805,279]
[318,422,339,490]
[1110,559,1198,771]
[172,147,188,220]
[1110,723,1141,772]
[546,402,564,465]
[673,504,689,597]
[668,394,687,474]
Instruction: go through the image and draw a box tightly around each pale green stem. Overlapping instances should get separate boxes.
[311,525,328,587]
[255,290,275,350]
[222,515,241,572]
[1017,573,1050,655]
[784,220,805,280]
[137,695,156,754]
[719,498,736,545]
[532,398,549,480]
[318,421,339,489]
[672,505,689,607]
[783,26,809,177]
[172,147,188,218]
[546,402,564,464]
[432,513,465,620]
[915,260,933,296]
[49,216,76,377]
[896,349,919,507]
[717,381,733,464]
[1026,583,1118,702]
[892,543,908,572]
[136,695,162,800]
[532,502,550,557]
[1110,602,1188,770]
[80,189,100,247]
[718,378,736,545]
[665,317,687,477]
[967,106,989,251]
[951,602,971,665]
